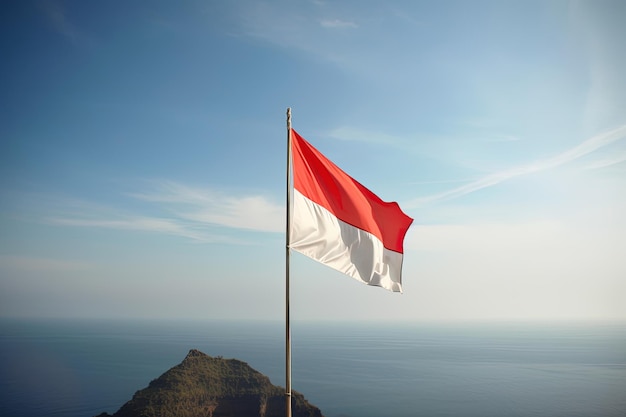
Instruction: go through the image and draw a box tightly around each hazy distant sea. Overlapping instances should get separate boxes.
[1,319,624,417]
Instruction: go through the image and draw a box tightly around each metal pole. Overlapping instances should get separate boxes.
[285,107,292,417]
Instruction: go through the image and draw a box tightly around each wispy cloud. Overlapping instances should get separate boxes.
[584,151,626,170]
[390,8,422,26]
[406,124,626,207]
[406,178,477,186]
[0,255,91,272]
[131,181,283,233]
[328,126,403,146]
[232,2,378,74]
[39,0,82,44]
[44,181,284,244]
[570,1,626,133]
[320,19,357,29]
[483,134,520,143]
[49,215,214,242]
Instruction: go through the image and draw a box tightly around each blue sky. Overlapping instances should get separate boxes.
[1,0,625,321]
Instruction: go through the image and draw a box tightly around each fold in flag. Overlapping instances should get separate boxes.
[289,129,413,292]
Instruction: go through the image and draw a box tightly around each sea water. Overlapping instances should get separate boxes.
[0,319,624,417]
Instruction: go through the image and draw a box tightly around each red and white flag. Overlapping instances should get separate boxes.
[289,129,413,293]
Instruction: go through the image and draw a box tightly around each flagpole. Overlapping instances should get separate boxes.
[285,107,293,417]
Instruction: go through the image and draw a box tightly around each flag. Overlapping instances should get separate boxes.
[289,129,413,292]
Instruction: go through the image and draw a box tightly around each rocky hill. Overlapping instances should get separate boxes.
[95,349,324,417]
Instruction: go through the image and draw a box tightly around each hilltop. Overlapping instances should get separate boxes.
[95,349,323,417]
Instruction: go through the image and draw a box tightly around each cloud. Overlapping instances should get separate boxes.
[584,151,626,170]
[39,0,81,44]
[406,221,561,253]
[49,215,214,242]
[570,1,626,132]
[320,19,357,29]
[131,181,283,233]
[231,2,373,73]
[406,124,626,207]
[43,181,284,244]
[327,126,403,145]
[482,134,520,143]
[0,255,91,272]
[407,178,477,186]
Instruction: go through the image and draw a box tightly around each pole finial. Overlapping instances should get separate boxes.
[286,107,292,129]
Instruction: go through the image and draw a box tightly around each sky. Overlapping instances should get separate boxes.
[1,0,625,322]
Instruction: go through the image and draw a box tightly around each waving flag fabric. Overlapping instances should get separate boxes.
[289,129,413,292]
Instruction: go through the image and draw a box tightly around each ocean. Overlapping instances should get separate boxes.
[0,319,624,417]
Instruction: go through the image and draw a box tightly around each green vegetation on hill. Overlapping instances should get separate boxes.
[94,349,323,417]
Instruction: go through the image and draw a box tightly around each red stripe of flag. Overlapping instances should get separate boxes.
[291,128,413,254]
